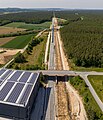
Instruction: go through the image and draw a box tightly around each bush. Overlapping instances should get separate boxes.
[14,53,26,63]
[25,64,41,70]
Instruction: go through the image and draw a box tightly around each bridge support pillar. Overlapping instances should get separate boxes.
[55,75,58,84]
[65,75,68,82]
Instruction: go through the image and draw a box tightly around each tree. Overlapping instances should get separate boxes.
[14,53,26,63]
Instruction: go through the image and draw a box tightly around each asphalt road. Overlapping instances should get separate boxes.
[48,18,55,70]
[45,17,56,120]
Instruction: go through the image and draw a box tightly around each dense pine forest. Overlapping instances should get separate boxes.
[0,11,53,25]
[58,10,103,68]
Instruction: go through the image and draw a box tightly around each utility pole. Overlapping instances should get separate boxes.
[53,11,55,18]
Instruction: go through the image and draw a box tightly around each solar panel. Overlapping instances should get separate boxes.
[0,81,2,85]
[0,79,3,81]
[1,70,12,80]
[6,83,24,103]
[19,72,31,83]
[0,68,40,108]
[19,84,32,105]
[8,71,23,82]
[0,82,14,101]
[0,69,6,76]
[29,73,38,84]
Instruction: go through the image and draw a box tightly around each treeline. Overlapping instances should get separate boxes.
[0,20,12,26]
[0,11,52,25]
[60,12,103,68]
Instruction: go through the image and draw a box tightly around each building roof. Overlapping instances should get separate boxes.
[0,68,39,107]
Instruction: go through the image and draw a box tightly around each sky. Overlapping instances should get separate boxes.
[0,0,103,9]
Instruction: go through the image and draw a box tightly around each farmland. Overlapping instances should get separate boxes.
[0,37,15,46]
[5,22,51,30]
[88,75,103,102]
[0,26,25,35]
[1,34,34,49]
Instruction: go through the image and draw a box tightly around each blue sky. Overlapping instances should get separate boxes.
[0,0,103,9]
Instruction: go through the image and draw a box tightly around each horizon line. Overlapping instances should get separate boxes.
[1,7,103,10]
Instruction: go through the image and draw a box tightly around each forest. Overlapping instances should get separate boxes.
[0,11,53,25]
[59,10,103,68]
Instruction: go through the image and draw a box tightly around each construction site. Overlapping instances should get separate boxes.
[0,13,103,120]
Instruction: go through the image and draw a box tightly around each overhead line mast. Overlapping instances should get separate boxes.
[53,11,55,18]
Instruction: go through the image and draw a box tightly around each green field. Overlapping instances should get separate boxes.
[88,75,103,102]
[69,76,103,119]
[5,22,51,30]
[1,34,34,49]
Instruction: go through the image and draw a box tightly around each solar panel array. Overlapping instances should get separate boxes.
[0,68,39,106]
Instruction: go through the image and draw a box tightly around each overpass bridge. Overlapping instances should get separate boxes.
[29,70,103,77]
